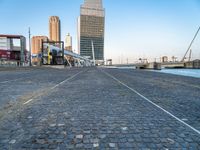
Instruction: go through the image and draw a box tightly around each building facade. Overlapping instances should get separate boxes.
[78,0,105,64]
[65,33,72,51]
[161,56,168,63]
[0,35,27,66]
[49,16,61,42]
[31,36,48,65]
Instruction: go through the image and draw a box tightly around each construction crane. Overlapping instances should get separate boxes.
[181,26,200,62]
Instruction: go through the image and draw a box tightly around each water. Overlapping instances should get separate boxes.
[154,69,200,78]
[104,66,136,69]
[105,66,200,78]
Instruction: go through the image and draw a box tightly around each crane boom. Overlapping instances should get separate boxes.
[181,26,200,62]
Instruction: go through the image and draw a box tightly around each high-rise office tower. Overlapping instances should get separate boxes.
[65,33,72,51]
[49,16,61,42]
[78,0,105,64]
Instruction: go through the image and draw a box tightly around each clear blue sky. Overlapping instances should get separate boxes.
[0,0,200,63]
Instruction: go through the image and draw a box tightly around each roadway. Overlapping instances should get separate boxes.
[0,67,200,149]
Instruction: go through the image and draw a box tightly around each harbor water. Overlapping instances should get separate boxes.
[153,69,200,78]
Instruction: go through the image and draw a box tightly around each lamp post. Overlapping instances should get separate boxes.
[91,40,95,66]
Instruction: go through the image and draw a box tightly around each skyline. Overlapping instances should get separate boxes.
[0,0,200,63]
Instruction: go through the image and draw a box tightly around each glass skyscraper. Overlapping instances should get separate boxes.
[78,0,105,64]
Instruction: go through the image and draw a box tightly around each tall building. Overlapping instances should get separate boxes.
[31,36,48,65]
[78,0,105,64]
[65,33,72,51]
[49,16,61,42]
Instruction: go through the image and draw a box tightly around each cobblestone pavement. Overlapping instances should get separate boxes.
[0,67,200,149]
[0,67,81,110]
[104,69,200,131]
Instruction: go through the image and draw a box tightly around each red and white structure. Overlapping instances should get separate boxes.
[0,34,28,66]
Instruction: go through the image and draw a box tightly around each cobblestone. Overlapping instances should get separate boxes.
[0,68,200,149]
[109,143,116,148]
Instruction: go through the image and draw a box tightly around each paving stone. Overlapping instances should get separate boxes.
[9,139,16,144]
[93,143,99,148]
[58,123,65,127]
[27,116,32,119]
[84,143,93,149]
[76,143,84,148]
[36,139,46,144]
[75,134,83,139]
[109,143,116,148]
[49,124,56,127]
[99,134,106,139]
[90,138,99,143]
[0,68,200,149]
[0,139,9,143]
[83,139,90,144]
[121,127,128,131]
[83,130,91,134]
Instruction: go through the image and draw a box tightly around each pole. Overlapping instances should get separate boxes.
[91,40,95,66]
[29,27,32,66]
[48,43,50,65]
